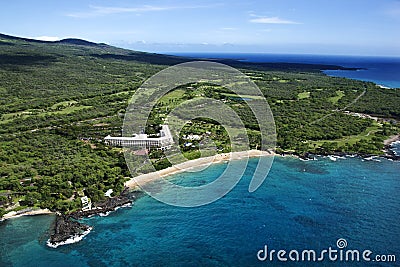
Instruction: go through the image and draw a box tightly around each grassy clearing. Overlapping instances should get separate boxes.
[1,110,43,124]
[50,100,78,110]
[49,105,92,115]
[297,91,310,100]
[1,103,91,124]
[1,110,35,120]
[0,119,13,125]
[225,81,249,87]
[159,89,185,103]
[248,76,264,80]
[328,90,345,104]
[309,122,382,147]
[221,93,265,100]
[109,91,135,97]
[271,77,289,83]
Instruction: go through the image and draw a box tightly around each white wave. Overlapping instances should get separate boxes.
[299,157,318,161]
[46,227,92,248]
[98,202,132,217]
[364,156,381,162]
[328,155,337,161]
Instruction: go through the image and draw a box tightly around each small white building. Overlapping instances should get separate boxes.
[81,196,92,211]
[184,134,201,141]
[104,189,113,198]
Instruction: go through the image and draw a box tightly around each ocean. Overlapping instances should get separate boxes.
[170,53,400,89]
[1,157,399,266]
[392,141,400,156]
[1,53,399,266]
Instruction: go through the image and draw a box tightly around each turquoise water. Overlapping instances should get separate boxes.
[1,157,399,266]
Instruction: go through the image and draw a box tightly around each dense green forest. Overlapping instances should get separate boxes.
[0,33,399,216]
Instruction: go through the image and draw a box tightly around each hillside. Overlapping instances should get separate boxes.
[0,33,399,216]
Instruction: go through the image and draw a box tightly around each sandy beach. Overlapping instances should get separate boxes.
[125,150,274,189]
[1,208,53,221]
[384,134,400,146]
[1,151,272,220]
[377,84,391,89]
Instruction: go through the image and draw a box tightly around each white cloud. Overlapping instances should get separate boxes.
[90,5,171,15]
[67,4,218,18]
[250,16,300,24]
[258,29,272,32]
[220,27,237,31]
[33,36,61,41]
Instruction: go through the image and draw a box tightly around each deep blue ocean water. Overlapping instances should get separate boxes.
[1,157,399,266]
[170,53,400,88]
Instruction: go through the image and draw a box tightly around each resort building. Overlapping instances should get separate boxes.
[104,125,174,150]
[81,196,92,211]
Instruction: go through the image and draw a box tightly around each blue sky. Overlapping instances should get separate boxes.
[1,0,400,55]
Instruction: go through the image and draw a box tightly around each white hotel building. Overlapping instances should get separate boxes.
[104,125,174,150]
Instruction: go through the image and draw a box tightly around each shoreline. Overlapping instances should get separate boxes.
[1,149,397,249]
[2,145,398,223]
[383,135,400,159]
[125,150,275,189]
[377,84,393,89]
[0,208,53,222]
[47,227,92,249]
[125,145,400,190]
[384,134,400,146]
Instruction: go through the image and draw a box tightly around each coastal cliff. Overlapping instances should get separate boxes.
[47,188,139,248]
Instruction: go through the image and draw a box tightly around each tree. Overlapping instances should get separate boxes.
[22,191,42,206]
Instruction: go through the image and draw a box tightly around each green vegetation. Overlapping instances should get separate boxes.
[0,33,399,215]
[297,91,311,100]
[220,93,265,100]
[328,90,345,104]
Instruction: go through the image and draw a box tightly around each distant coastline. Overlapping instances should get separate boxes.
[168,53,400,89]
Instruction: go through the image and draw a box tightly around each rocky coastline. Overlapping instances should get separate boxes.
[299,150,400,161]
[47,188,141,248]
[42,138,400,248]
[47,214,92,248]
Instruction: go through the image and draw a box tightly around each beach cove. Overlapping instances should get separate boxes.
[0,155,399,266]
[125,150,274,189]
